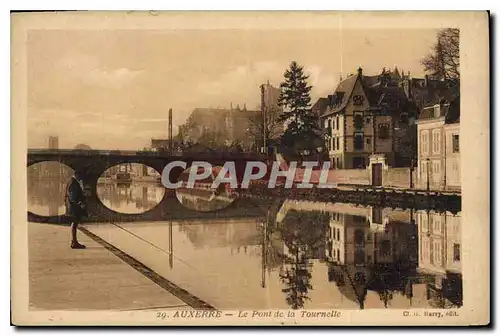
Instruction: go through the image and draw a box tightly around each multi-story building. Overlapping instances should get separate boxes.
[179,105,260,151]
[261,81,282,113]
[415,84,460,190]
[319,67,419,169]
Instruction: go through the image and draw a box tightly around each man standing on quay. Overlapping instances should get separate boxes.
[65,170,88,249]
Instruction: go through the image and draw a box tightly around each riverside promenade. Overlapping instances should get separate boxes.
[28,222,196,311]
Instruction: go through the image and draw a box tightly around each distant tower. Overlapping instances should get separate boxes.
[48,136,58,149]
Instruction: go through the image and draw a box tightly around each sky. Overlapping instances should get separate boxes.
[27,28,439,150]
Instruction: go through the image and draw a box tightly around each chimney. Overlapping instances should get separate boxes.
[424,74,429,87]
[357,67,363,76]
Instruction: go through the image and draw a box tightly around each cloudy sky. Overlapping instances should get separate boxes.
[27,28,439,150]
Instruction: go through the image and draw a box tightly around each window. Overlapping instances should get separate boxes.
[353,157,366,169]
[433,216,441,234]
[378,123,389,139]
[366,138,371,145]
[354,229,365,246]
[419,161,426,178]
[433,241,442,266]
[327,119,332,130]
[336,116,340,130]
[337,249,341,261]
[366,117,371,124]
[354,251,365,266]
[353,95,365,106]
[434,104,441,118]
[400,113,409,126]
[452,134,459,153]
[380,240,391,257]
[337,228,340,240]
[433,162,440,174]
[354,134,364,150]
[336,137,340,151]
[372,207,383,224]
[432,130,441,154]
[453,244,461,261]
[331,137,335,151]
[354,113,364,130]
[421,131,429,155]
[421,213,428,231]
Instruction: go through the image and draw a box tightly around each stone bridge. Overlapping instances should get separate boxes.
[27,149,269,224]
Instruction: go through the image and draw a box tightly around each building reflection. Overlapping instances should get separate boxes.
[27,175,72,216]
[96,183,165,214]
[267,200,462,309]
[415,210,463,308]
[177,218,261,251]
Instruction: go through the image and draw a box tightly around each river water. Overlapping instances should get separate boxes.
[28,172,462,310]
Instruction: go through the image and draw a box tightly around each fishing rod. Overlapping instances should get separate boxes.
[87,213,201,273]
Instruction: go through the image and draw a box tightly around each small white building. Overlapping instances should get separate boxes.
[415,85,460,191]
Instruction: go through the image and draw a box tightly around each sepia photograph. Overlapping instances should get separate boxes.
[10,10,489,326]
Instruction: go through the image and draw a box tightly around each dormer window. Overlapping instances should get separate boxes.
[433,104,441,118]
[353,95,364,106]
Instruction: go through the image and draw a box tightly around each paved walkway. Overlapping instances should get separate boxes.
[28,222,190,311]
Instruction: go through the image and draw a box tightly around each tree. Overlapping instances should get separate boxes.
[248,105,282,152]
[278,61,322,156]
[197,128,226,150]
[175,115,198,145]
[421,28,460,82]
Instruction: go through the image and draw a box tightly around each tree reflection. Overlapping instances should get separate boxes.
[277,210,329,309]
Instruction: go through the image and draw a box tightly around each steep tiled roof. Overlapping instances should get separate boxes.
[418,84,460,123]
[312,97,330,116]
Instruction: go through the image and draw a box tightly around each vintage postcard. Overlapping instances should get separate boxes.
[11,11,490,326]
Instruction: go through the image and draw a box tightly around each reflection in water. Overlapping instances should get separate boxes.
[175,166,235,212]
[27,163,73,216]
[27,165,462,309]
[276,210,329,309]
[97,182,165,214]
[176,188,235,212]
[270,201,462,309]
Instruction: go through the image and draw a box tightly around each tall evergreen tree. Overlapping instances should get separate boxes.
[278,61,321,155]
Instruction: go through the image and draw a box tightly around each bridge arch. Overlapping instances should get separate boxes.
[27,150,269,223]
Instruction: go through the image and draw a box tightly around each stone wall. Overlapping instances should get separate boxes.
[383,167,413,188]
[293,167,417,189]
[328,169,370,185]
